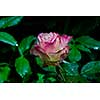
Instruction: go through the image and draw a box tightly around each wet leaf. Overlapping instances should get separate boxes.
[0,32,17,46]
[76,36,100,50]
[66,75,89,83]
[15,56,32,78]
[81,61,100,79]
[0,64,10,83]
[62,62,79,76]
[68,47,81,62]
[76,44,91,53]
[0,16,23,29]
[19,35,36,55]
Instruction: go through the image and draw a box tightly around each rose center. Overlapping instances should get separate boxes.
[43,33,53,42]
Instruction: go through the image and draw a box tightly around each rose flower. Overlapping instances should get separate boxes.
[30,32,72,66]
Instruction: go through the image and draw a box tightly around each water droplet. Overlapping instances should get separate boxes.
[71,69,74,71]
[63,60,70,64]
[16,43,18,46]
[94,47,99,50]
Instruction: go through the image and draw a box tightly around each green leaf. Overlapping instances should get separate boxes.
[36,73,44,83]
[66,75,89,83]
[68,47,81,62]
[76,36,100,50]
[0,64,10,83]
[62,61,89,83]
[76,44,91,53]
[15,56,32,78]
[0,63,9,66]
[0,32,17,46]
[35,57,44,67]
[81,61,100,79]
[47,77,56,82]
[43,65,56,72]
[0,16,23,29]
[19,35,36,55]
[62,62,79,76]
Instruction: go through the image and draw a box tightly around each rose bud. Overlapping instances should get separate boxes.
[30,32,72,66]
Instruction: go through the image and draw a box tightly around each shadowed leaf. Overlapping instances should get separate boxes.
[0,16,23,29]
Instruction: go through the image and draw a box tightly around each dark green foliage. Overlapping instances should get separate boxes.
[15,56,32,78]
[43,66,56,72]
[0,16,23,29]
[0,32,17,46]
[36,73,45,83]
[35,57,44,67]
[76,36,100,50]
[0,16,100,83]
[19,35,36,55]
[0,63,10,83]
[76,44,91,53]
[68,46,81,62]
[62,62,79,76]
[81,61,100,79]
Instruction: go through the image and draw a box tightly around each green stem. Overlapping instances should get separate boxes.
[56,64,66,82]
[18,47,23,56]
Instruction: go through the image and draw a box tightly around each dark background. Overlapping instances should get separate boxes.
[0,16,100,40]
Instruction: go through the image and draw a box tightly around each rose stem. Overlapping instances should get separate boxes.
[56,65,66,82]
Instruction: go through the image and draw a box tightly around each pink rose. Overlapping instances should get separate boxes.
[30,32,72,66]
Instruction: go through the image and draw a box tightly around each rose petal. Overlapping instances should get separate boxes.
[38,32,58,43]
[30,45,45,55]
[30,45,50,63]
[47,46,69,62]
[49,32,59,43]
[59,35,72,49]
[37,32,59,51]
[43,36,61,53]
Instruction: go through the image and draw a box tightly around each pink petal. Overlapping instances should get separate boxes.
[60,35,72,49]
[43,36,61,53]
[30,45,50,62]
[38,32,59,43]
